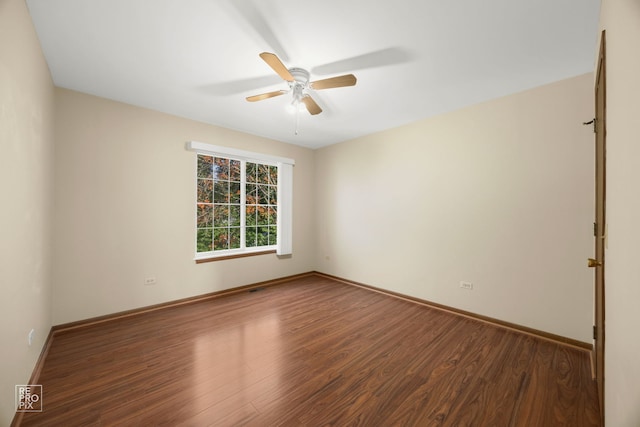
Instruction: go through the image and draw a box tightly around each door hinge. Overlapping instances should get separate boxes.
[593,222,597,237]
[593,325,597,340]
[583,118,596,133]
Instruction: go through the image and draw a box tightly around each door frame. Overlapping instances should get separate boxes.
[593,29,606,424]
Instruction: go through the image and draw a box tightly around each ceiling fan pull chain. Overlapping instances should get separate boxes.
[295,108,299,135]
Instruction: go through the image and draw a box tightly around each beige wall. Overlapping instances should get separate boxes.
[599,0,640,425]
[52,89,316,324]
[315,73,595,342]
[0,0,55,423]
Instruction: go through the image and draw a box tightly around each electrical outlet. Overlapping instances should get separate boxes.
[460,281,473,290]
[28,329,35,346]
[144,277,157,285]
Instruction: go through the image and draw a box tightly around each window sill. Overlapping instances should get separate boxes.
[195,249,277,263]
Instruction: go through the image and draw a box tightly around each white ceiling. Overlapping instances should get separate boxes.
[26,0,600,149]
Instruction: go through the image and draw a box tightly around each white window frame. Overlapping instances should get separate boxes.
[186,141,294,260]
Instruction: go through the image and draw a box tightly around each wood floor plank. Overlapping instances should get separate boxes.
[18,276,600,426]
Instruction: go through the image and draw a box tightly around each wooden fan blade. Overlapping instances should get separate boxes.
[310,74,357,90]
[301,95,322,115]
[259,52,294,82]
[246,90,287,102]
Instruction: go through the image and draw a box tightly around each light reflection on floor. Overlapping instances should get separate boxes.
[191,310,283,420]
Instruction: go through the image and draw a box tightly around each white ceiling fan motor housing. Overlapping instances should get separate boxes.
[288,67,310,86]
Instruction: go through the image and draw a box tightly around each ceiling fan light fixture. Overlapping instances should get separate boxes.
[286,98,305,114]
[287,82,305,114]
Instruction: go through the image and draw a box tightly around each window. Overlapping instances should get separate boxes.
[187,141,294,261]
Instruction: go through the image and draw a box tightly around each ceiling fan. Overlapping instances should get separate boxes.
[246,52,357,115]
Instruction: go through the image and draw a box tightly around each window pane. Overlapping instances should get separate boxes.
[230,182,240,204]
[214,180,229,203]
[213,205,229,227]
[246,206,257,226]
[258,164,270,184]
[230,160,241,182]
[268,206,277,225]
[245,184,256,204]
[229,205,240,226]
[197,179,213,203]
[268,185,277,205]
[213,228,229,251]
[257,227,269,246]
[197,228,212,252]
[268,226,277,245]
[246,227,257,247]
[197,155,213,179]
[246,162,257,183]
[257,206,269,226]
[214,158,230,180]
[269,165,278,185]
[257,184,269,205]
[229,227,240,249]
[197,204,213,228]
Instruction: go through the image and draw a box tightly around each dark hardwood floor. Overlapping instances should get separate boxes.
[19,275,600,426]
